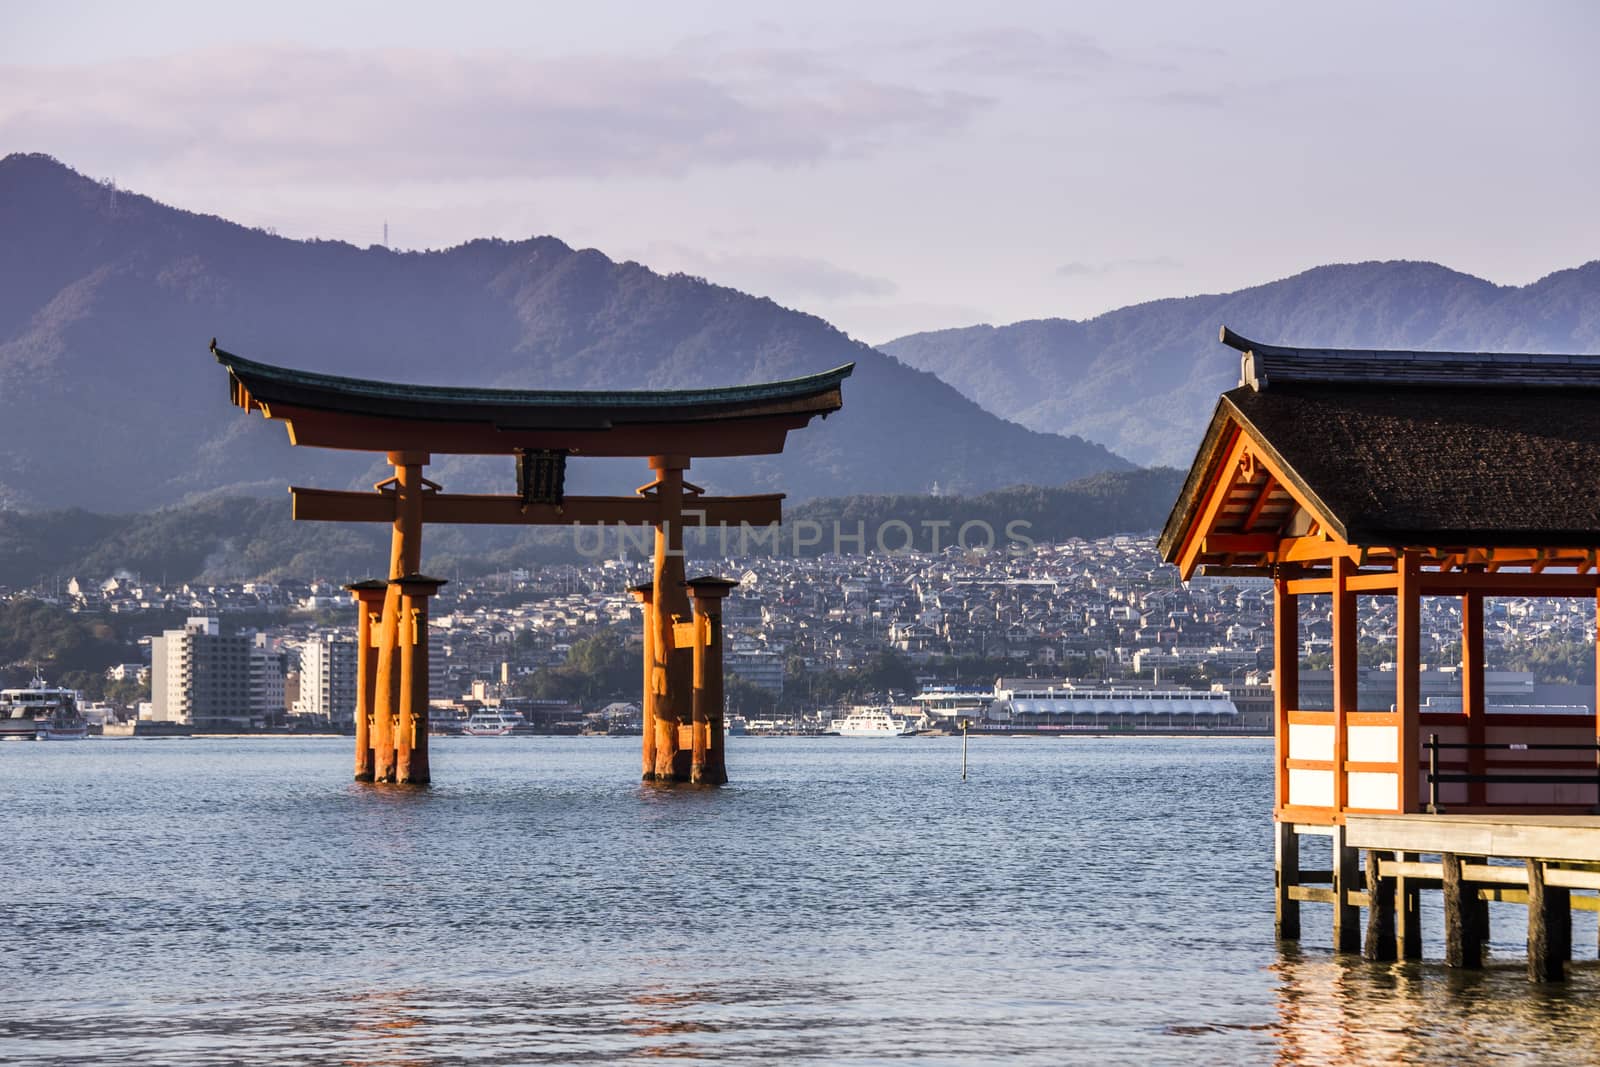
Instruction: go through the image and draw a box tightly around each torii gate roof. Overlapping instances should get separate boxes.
[1160,327,1600,579]
[213,341,852,457]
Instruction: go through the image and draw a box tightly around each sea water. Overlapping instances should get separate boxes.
[3,736,1599,1065]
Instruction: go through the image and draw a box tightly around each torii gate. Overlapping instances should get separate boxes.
[213,341,850,786]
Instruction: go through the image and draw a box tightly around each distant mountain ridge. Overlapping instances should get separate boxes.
[880,260,1600,466]
[0,469,1183,588]
[0,153,1128,511]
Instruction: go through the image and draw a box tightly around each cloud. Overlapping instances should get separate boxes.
[0,43,986,182]
[927,27,1114,81]
[1057,257,1184,278]
[1146,90,1226,109]
[640,242,898,301]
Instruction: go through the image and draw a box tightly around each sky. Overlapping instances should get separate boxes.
[2,0,1597,343]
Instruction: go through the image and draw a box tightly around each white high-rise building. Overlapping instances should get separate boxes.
[294,635,358,726]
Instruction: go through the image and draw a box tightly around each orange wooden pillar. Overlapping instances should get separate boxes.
[687,577,738,786]
[1395,551,1421,811]
[373,451,428,784]
[629,582,657,781]
[1272,566,1299,814]
[1460,581,1485,806]
[648,455,694,783]
[1331,555,1357,813]
[1330,555,1360,952]
[345,579,388,782]
[393,574,445,786]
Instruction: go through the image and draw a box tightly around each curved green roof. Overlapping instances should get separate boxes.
[214,341,852,413]
[213,340,852,456]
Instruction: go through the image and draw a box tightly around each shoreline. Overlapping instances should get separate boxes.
[81,730,1271,741]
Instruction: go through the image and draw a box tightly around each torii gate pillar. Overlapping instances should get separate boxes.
[687,576,739,786]
[345,579,389,781]
[648,455,694,783]
[628,582,658,780]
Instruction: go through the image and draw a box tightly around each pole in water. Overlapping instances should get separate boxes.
[961,718,970,781]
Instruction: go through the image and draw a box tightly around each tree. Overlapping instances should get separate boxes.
[724,676,776,716]
[513,628,640,707]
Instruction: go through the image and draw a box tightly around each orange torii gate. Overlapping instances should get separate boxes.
[213,341,850,786]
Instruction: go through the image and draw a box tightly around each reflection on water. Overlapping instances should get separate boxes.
[1272,948,1600,1066]
[4,737,1600,1064]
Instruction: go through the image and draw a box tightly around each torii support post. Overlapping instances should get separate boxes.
[629,583,657,781]
[393,574,446,786]
[648,455,694,784]
[372,452,428,784]
[687,577,739,786]
[345,579,389,782]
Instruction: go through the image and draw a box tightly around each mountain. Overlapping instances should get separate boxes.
[880,260,1600,466]
[0,153,1129,512]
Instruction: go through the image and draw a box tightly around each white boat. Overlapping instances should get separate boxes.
[0,675,87,741]
[429,706,469,735]
[460,709,528,737]
[827,706,916,737]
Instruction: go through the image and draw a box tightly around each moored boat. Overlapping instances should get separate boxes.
[827,706,916,737]
[460,709,528,736]
[0,675,87,741]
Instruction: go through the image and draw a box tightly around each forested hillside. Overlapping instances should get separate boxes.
[0,153,1127,511]
[882,260,1600,465]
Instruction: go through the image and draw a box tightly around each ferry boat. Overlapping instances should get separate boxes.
[429,706,469,735]
[460,709,528,737]
[827,706,916,737]
[0,675,87,741]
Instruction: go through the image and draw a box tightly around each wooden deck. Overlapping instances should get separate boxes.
[1278,814,1600,980]
[1346,813,1600,864]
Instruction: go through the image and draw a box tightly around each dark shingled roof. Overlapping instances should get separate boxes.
[1222,383,1600,546]
[1162,328,1600,557]
[1221,325,1600,391]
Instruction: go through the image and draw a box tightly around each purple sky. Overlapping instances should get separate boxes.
[3,0,1596,342]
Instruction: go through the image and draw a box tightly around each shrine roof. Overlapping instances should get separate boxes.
[1160,328,1600,571]
[213,341,852,456]
[1221,324,1600,390]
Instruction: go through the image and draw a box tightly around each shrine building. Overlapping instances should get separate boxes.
[1161,326,1600,981]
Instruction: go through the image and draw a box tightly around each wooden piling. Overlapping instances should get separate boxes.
[1332,824,1361,954]
[1363,850,1397,961]
[1396,851,1423,959]
[1443,852,1487,968]
[1526,860,1571,982]
[1274,821,1301,942]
